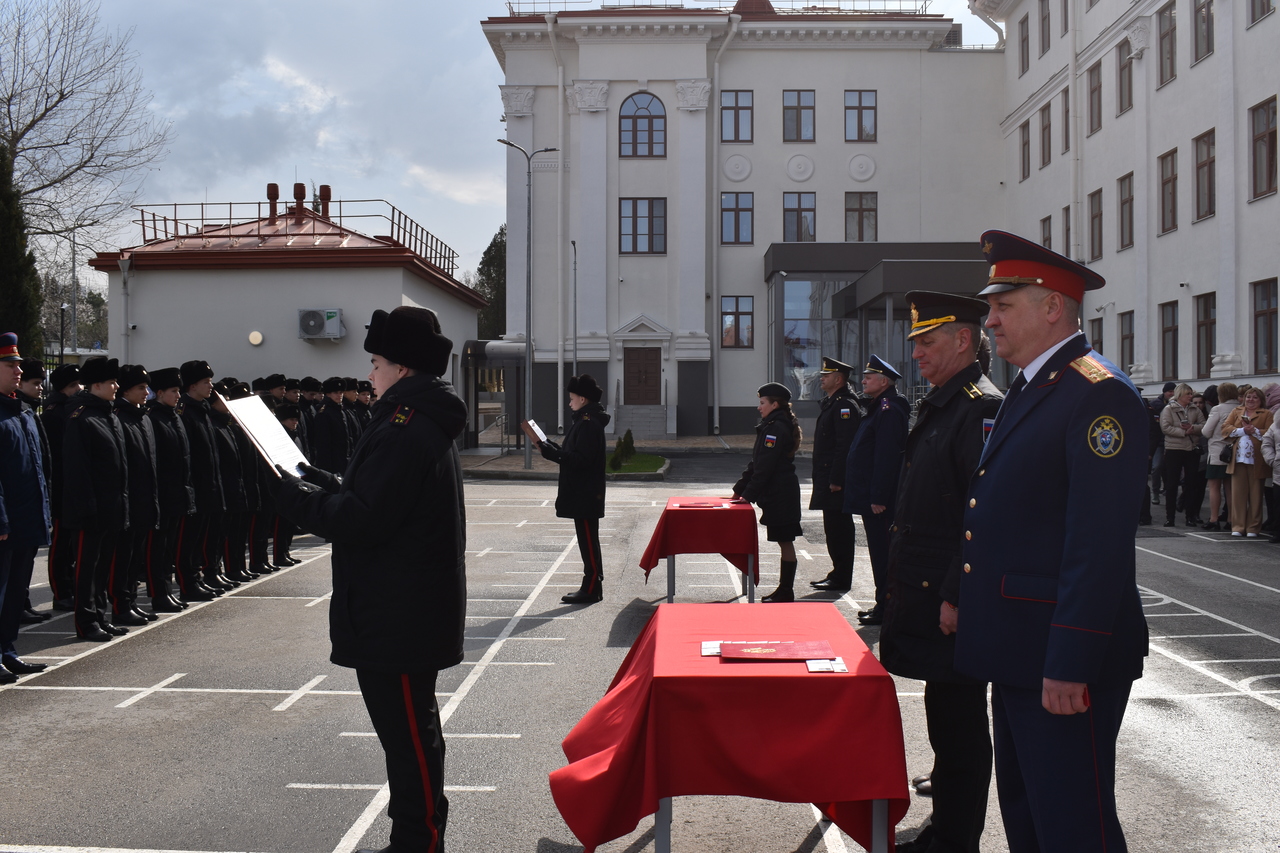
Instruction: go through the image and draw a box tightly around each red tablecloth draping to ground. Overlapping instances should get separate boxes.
[548,603,910,852]
[638,497,760,583]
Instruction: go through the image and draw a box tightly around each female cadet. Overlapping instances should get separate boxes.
[732,382,803,602]
[539,375,610,605]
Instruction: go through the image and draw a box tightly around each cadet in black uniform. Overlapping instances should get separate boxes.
[41,362,81,609]
[880,293,1004,853]
[312,377,352,475]
[111,365,160,625]
[808,357,862,593]
[62,357,130,641]
[212,380,259,584]
[145,367,195,612]
[298,376,323,458]
[176,360,226,601]
[538,375,610,605]
[733,382,803,602]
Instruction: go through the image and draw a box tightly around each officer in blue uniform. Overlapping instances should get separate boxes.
[843,355,909,624]
[808,357,861,592]
[955,231,1148,853]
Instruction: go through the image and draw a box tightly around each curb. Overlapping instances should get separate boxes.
[463,457,671,482]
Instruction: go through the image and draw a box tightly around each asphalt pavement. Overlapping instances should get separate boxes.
[2,454,1278,852]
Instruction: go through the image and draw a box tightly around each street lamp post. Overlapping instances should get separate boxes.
[59,303,68,364]
[570,239,578,379]
[497,138,559,470]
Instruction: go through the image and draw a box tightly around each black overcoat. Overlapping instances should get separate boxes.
[114,400,160,532]
[211,410,247,513]
[40,390,75,519]
[879,362,1003,683]
[147,400,196,519]
[843,388,910,515]
[311,400,351,475]
[808,384,862,511]
[62,391,129,530]
[541,402,610,520]
[733,409,802,529]
[179,394,224,514]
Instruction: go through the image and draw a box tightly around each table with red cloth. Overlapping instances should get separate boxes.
[549,603,910,853]
[638,497,759,602]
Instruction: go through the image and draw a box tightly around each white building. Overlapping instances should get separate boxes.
[978,0,1278,389]
[90,184,485,387]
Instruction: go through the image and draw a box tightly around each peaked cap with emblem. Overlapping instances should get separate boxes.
[0,332,20,361]
[863,355,901,381]
[81,356,120,386]
[757,381,791,402]
[150,367,182,391]
[819,356,853,375]
[363,306,453,377]
[978,229,1105,303]
[906,291,992,340]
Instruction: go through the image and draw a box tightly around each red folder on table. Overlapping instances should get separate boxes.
[720,640,835,661]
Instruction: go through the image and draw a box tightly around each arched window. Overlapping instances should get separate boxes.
[620,93,666,158]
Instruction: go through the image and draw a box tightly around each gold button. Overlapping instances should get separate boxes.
[922,581,930,588]
[964,563,972,573]
[978,468,985,476]
[969,498,977,508]
[891,525,897,532]
[965,530,972,540]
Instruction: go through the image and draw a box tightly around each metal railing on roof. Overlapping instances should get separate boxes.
[131,198,459,277]
[505,0,934,14]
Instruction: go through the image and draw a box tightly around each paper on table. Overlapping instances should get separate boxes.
[224,395,309,478]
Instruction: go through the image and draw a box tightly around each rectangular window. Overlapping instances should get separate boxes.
[783,90,815,142]
[1193,0,1214,62]
[1255,279,1279,374]
[783,192,816,242]
[1251,0,1275,24]
[1117,40,1133,115]
[1088,189,1103,260]
[1089,318,1104,354]
[844,192,878,242]
[1118,172,1134,249]
[721,296,754,348]
[1040,104,1052,168]
[1087,62,1102,135]
[720,90,753,143]
[1062,88,1071,152]
[1019,15,1030,76]
[1061,0,1069,34]
[1160,149,1178,233]
[844,90,877,142]
[1040,0,1051,54]
[1063,204,1072,258]
[619,198,666,254]
[1194,130,1216,219]
[720,192,753,245]
[1158,2,1177,86]
[1040,215,1052,249]
[1195,293,1216,378]
[1160,300,1179,380]
[1119,310,1135,373]
[1252,97,1278,198]
[1020,121,1031,181]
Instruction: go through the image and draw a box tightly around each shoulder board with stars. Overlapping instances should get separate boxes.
[70,405,85,418]
[880,399,891,411]
[390,405,415,427]
[1069,355,1114,384]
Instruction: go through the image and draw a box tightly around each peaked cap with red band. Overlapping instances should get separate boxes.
[0,332,20,361]
[977,229,1105,303]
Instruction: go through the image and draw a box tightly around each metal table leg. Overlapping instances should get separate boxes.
[666,555,676,604]
[655,796,672,853]
[871,798,889,852]
[747,554,755,603]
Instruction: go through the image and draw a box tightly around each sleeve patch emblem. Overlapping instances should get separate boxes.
[983,417,995,442]
[840,408,851,419]
[1089,416,1123,457]
[764,434,777,448]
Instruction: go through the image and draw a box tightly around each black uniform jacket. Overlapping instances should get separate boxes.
[276,373,468,674]
[210,411,249,514]
[232,421,263,513]
[179,394,224,515]
[809,385,862,511]
[879,362,1003,683]
[843,388,910,515]
[0,394,50,546]
[114,400,160,532]
[955,335,1149,689]
[733,409,802,528]
[40,390,75,519]
[147,401,196,519]
[540,402,610,520]
[62,391,129,530]
[311,400,351,475]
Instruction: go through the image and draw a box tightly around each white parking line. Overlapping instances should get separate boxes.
[116,673,187,709]
[1137,545,1280,595]
[273,675,328,711]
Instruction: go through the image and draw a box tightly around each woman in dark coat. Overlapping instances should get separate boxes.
[538,374,610,604]
[733,382,803,602]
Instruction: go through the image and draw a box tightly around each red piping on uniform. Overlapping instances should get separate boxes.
[1088,705,1108,852]
[401,674,440,852]
[1050,622,1113,635]
[999,577,1056,603]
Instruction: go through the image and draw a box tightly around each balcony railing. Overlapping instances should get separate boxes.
[504,0,934,15]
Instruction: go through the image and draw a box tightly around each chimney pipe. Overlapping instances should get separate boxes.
[267,183,279,223]
[319,184,332,219]
[293,182,306,224]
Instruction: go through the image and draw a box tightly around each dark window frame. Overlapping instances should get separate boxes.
[1040,214,1053,249]
[721,295,755,349]
[619,93,666,158]
[1062,88,1071,152]
[1089,317,1104,355]
[1063,204,1072,259]
[1019,15,1030,76]
[1061,0,1069,34]
[1088,188,1103,261]
[844,192,878,242]
[1040,103,1053,168]
[1118,172,1135,249]
[844,90,877,143]
[1254,279,1279,374]
[1158,2,1177,86]
[1117,39,1133,115]
[1195,129,1216,220]
[1160,148,1179,234]
[1251,97,1278,199]
[1087,61,1103,135]
[1039,0,1051,55]
[720,90,754,143]
[619,197,667,254]
[1020,121,1031,181]
[783,192,817,243]
[1119,310,1135,373]
[783,90,816,143]
[1250,0,1275,24]
[1195,292,1216,379]
[1193,0,1214,62]
[720,192,754,245]
[1160,300,1179,381]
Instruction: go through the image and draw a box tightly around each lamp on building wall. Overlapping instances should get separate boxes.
[497,137,560,470]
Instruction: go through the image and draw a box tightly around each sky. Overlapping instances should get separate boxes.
[94,0,1001,281]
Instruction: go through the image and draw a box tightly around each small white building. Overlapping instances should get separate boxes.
[89,184,485,386]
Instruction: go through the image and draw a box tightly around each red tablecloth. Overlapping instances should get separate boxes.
[549,603,909,852]
[638,497,759,582]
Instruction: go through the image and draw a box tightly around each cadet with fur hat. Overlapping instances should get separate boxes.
[109,365,161,625]
[145,367,195,612]
[41,362,82,609]
[312,376,352,474]
[176,360,227,601]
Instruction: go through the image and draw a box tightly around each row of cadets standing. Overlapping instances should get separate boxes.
[312,377,354,475]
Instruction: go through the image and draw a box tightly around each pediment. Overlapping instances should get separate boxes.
[614,314,672,338]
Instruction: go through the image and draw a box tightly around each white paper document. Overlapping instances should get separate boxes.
[224,395,309,478]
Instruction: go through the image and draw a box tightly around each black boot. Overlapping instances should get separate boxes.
[561,568,603,605]
[763,561,797,603]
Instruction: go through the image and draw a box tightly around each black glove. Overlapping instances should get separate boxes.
[540,439,562,462]
[275,465,321,496]
[299,462,342,493]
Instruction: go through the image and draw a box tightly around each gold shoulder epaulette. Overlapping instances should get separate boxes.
[1069,355,1114,384]
[963,382,982,399]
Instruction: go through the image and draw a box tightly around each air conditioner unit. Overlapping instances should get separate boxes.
[298,309,344,341]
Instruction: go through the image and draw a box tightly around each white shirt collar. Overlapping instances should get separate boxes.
[1019,332,1085,387]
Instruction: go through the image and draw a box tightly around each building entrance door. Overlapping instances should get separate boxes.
[623,347,661,405]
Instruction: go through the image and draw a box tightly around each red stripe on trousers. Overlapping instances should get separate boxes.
[1088,705,1108,852]
[401,674,440,853]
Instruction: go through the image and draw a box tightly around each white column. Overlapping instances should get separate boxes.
[1211,0,1240,378]
[501,86,536,342]
[572,80,611,361]
[1127,19,1154,386]
[674,80,712,364]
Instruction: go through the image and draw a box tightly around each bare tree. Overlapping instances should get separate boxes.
[0,0,170,256]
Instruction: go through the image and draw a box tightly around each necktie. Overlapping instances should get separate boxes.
[990,373,1027,437]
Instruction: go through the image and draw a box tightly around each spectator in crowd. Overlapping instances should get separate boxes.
[1201,382,1239,531]
[1221,387,1273,537]
[1159,383,1204,527]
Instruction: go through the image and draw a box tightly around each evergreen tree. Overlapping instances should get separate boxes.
[475,224,506,340]
[0,143,44,359]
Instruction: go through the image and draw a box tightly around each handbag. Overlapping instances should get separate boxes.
[1219,438,1237,464]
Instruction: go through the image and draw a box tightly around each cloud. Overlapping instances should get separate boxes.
[405,164,505,207]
